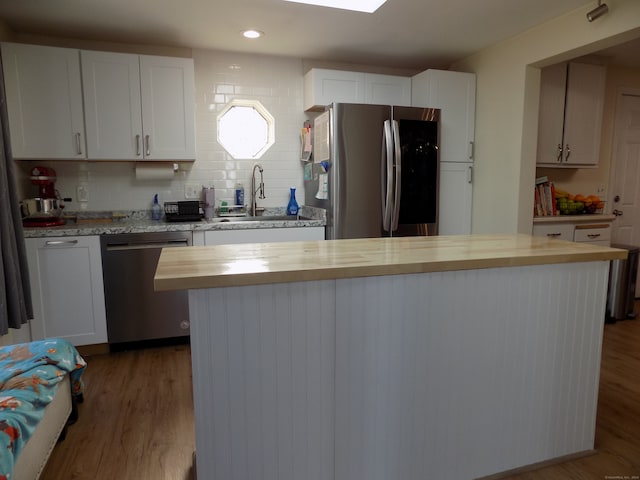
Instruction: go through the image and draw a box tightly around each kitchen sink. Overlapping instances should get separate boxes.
[206,215,311,223]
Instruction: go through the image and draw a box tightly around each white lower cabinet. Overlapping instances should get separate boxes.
[204,227,325,245]
[25,235,107,346]
[532,217,613,246]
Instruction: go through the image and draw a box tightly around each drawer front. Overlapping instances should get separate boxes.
[573,224,611,244]
[532,223,574,241]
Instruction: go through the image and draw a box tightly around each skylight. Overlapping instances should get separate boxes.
[284,0,387,13]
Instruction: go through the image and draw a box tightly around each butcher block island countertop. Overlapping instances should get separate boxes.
[154,233,626,291]
[159,233,626,480]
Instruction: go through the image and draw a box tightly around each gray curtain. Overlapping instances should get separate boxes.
[0,64,32,335]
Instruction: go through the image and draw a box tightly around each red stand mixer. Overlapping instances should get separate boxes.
[21,166,66,227]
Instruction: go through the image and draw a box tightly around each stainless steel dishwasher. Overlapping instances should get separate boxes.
[100,231,192,344]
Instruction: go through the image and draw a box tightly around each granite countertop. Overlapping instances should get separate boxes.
[154,233,627,291]
[22,206,326,238]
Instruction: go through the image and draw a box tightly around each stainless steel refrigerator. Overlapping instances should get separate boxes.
[304,102,440,239]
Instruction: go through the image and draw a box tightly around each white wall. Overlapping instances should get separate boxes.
[16,47,308,213]
[452,0,640,234]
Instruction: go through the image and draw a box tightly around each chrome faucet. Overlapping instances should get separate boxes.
[251,163,265,216]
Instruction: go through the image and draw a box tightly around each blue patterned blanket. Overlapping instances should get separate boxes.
[0,338,86,478]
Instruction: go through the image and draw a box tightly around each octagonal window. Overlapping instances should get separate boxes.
[217,99,275,159]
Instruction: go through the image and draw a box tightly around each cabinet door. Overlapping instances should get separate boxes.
[81,51,143,160]
[574,224,611,246]
[365,73,411,106]
[531,223,574,241]
[1,43,86,159]
[139,55,196,160]
[563,63,606,166]
[438,162,473,235]
[304,69,365,111]
[411,70,476,162]
[536,63,567,166]
[205,227,325,245]
[25,236,107,346]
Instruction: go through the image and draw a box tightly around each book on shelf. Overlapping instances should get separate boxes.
[533,179,558,217]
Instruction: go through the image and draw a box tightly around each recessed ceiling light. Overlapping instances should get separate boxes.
[242,29,264,39]
[283,0,387,13]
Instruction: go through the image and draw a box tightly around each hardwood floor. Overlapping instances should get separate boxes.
[42,315,640,479]
[41,343,195,480]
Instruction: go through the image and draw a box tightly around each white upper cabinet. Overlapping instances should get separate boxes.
[1,43,86,160]
[304,68,411,111]
[139,55,196,160]
[81,51,143,159]
[364,73,411,107]
[411,69,476,163]
[536,62,606,167]
[82,51,195,160]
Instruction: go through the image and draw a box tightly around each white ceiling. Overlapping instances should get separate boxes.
[0,0,634,71]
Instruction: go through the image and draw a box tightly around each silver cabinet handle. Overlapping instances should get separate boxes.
[468,141,474,160]
[556,144,563,162]
[565,144,571,161]
[136,134,141,156]
[145,135,151,156]
[45,240,78,246]
[75,133,83,155]
[467,165,473,184]
[587,233,601,239]
[546,233,562,238]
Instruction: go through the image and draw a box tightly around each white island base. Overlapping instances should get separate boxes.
[187,260,609,479]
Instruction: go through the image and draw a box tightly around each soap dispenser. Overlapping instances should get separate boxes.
[151,194,162,221]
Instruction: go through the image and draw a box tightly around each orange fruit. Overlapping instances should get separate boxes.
[574,194,586,202]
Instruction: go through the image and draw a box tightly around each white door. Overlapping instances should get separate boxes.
[609,92,640,296]
[81,50,143,160]
[139,55,196,160]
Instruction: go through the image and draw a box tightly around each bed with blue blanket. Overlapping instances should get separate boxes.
[0,338,86,479]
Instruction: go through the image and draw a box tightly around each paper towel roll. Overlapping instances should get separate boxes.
[135,164,176,181]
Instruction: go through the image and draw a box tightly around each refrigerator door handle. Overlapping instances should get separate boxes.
[381,120,393,231]
[392,120,402,231]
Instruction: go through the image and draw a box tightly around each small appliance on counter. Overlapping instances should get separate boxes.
[163,200,204,222]
[20,166,67,227]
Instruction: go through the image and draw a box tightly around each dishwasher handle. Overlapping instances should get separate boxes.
[105,241,189,251]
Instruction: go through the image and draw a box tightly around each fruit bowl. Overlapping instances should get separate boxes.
[555,194,604,216]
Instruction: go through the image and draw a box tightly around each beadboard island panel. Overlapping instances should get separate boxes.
[156,234,623,479]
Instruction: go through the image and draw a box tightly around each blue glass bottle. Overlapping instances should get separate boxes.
[286,187,299,216]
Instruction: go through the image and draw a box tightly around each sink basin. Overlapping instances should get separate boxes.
[206,215,310,223]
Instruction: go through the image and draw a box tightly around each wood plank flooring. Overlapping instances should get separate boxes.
[41,343,195,480]
[42,315,640,479]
